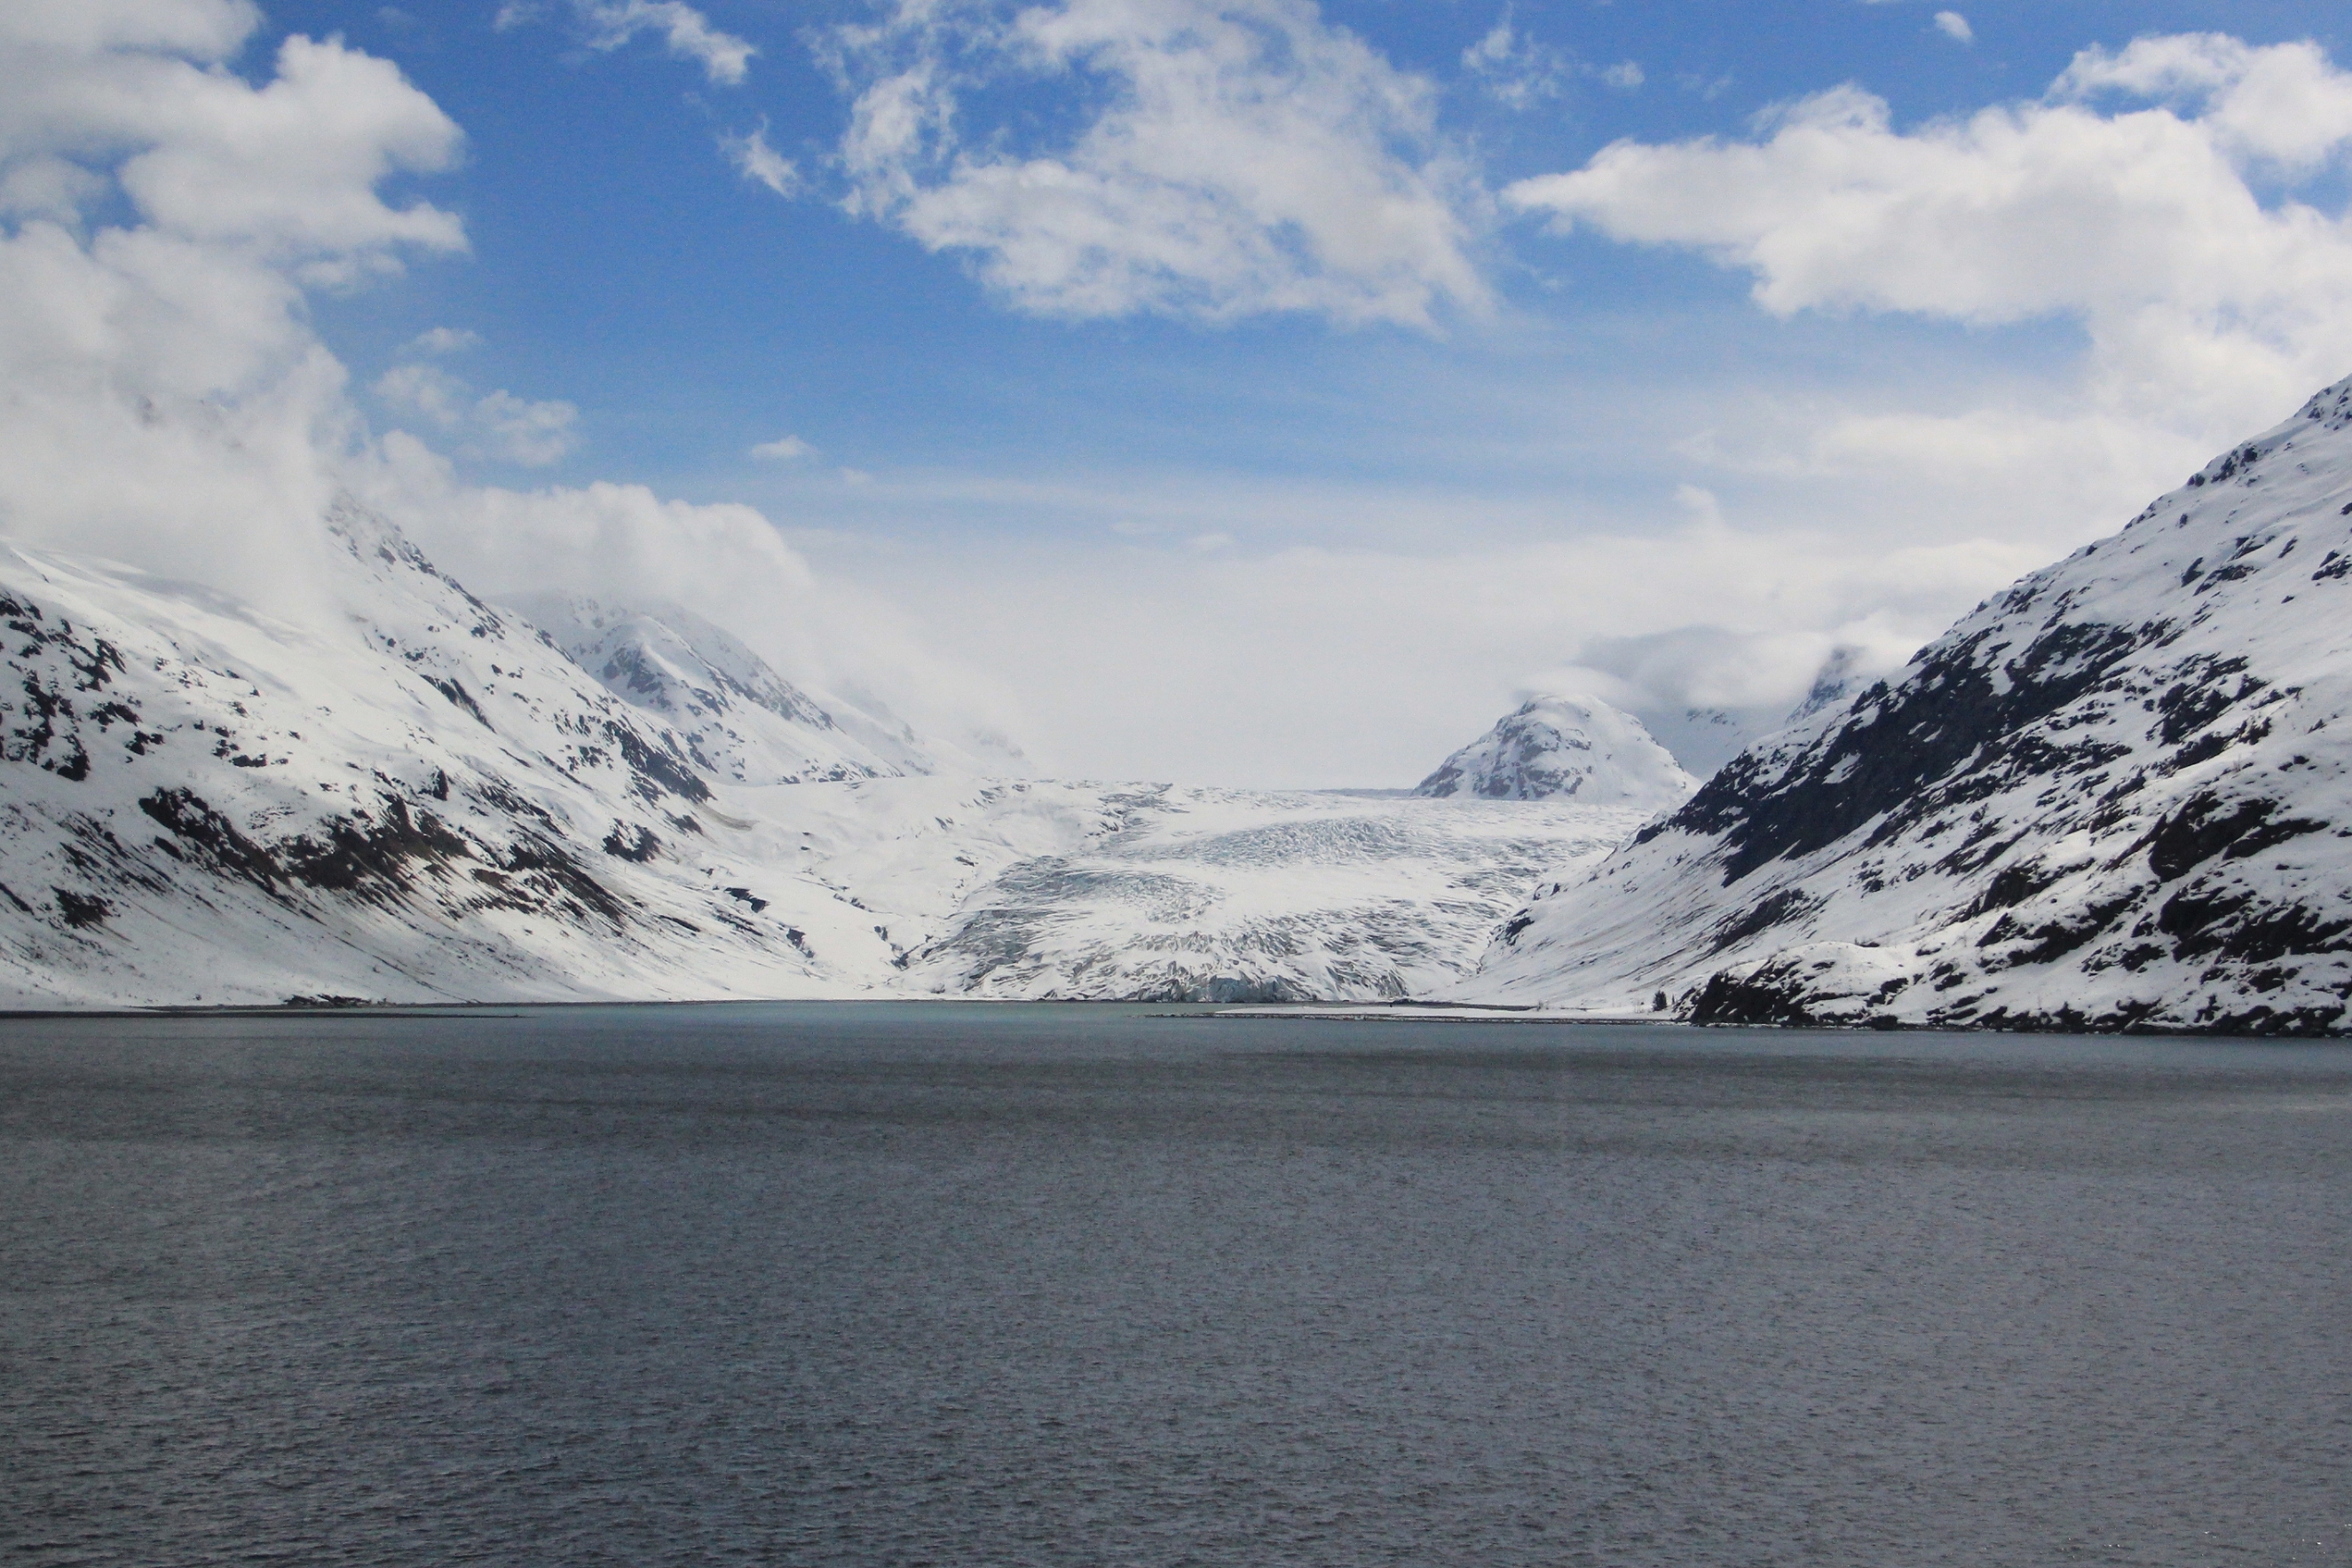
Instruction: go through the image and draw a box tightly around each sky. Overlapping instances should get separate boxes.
[6,1,2352,786]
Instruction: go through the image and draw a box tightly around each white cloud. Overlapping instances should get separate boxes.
[750,433,815,461]
[0,2,463,605]
[2056,34,2352,167]
[0,0,261,58]
[1504,35,2352,446]
[1463,12,1637,107]
[375,362,580,467]
[0,156,106,221]
[724,122,799,197]
[0,15,465,270]
[815,496,2044,785]
[1463,10,1567,111]
[469,388,580,468]
[374,361,469,425]
[1933,12,1972,44]
[0,0,1004,752]
[504,0,754,85]
[367,433,816,619]
[406,325,481,355]
[821,0,1488,327]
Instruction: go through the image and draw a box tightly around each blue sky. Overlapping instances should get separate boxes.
[293,0,2340,491]
[13,1,2352,784]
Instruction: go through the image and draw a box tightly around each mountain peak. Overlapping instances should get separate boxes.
[1415,695,1699,810]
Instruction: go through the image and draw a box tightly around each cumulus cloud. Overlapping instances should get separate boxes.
[1933,12,1972,44]
[820,0,1488,327]
[367,432,816,616]
[0,0,1011,754]
[1504,34,2352,446]
[500,0,754,85]
[0,20,463,272]
[0,2,462,604]
[358,433,1025,753]
[2056,33,2352,166]
[406,325,481,355]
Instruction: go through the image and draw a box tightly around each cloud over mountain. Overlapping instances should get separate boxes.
[0,0,1018,768]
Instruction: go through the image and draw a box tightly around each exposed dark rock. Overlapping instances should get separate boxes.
[429,676,492,729]
[281,799,472,903]
[603,823,661,862]
[139,788,287,894]
[53,889,110,928]
[1656,620,2154,884]
[605,720,712,804]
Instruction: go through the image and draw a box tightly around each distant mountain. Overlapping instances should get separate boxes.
[1415,695,1698,811]
[1466,374,2352,1035]
[1630,705,1762,781]
[1783,645,1871,726]
[501,593,932,785]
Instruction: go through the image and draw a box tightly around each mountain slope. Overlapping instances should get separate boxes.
[0,503,908,1005]
[502,593,930,785]
[1414,695,1698,808]
[1467,376,2352,1034]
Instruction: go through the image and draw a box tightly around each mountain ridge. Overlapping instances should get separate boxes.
[1463,374,2352,1034]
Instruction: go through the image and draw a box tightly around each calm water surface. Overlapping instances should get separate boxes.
[4,1003,2351,1566]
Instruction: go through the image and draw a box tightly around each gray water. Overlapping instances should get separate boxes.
[4,1004,2351,1567]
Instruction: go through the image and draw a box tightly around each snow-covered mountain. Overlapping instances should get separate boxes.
[1783,646,1872,726]
[0,502,872,1005]
[1414,695,1699,809]
[502,592,933,785]
[1467,374,2352,1035]
[0,502,1649,1007]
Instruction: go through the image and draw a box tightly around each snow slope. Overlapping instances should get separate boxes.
[502,593,933,784]
[1469,375,2352,1035]
[0,503,1646,1006]
[0,504,891,1005]
[1414,695,1698,808]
